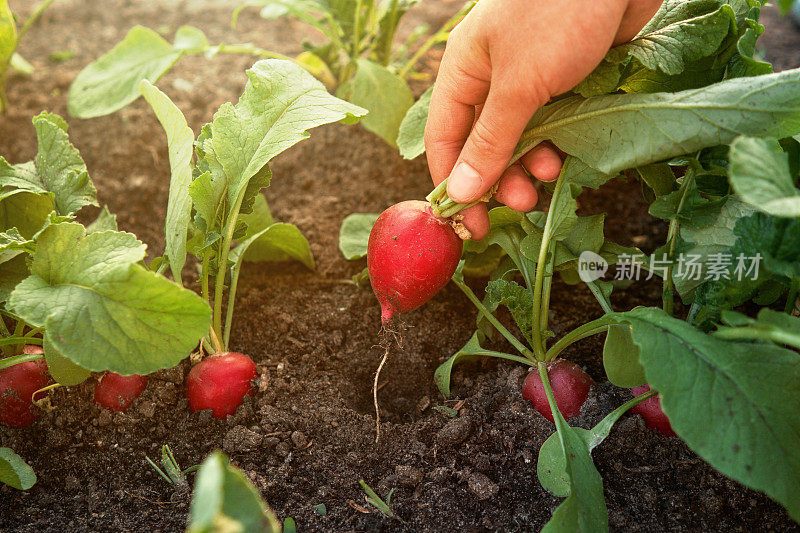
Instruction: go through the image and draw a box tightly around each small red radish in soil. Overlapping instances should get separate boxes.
[94,373,148,412]
[367,200,463,323]
[0,347,49,428]
[185,352,256,419]
[522,360,594,423]
[631,384,675,436]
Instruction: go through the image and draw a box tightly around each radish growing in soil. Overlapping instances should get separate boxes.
[94,373,148,412]
[0,346,49,428]
[139,64,364,420]
[185,353,256,419]
[367,200,463,323]
[522,360,594,423]
[630,384,675,436]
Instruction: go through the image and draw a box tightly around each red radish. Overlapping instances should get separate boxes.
[631,384,675,436]
[185,352,256,419]
[94,372,148,412]
[522,359,594,423]
[367,200,463,323]
[0,347,49,428]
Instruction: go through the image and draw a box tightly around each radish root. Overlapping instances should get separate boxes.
[374,323,404,443]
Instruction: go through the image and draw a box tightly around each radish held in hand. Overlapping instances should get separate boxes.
[94,372,148,412]
[631,384,675,436]
[0,347,49,428]
[185,352,256,419]
[367,200,463,323]
[522,360,594,423]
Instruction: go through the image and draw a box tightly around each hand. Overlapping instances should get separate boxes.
[424,0,662,239]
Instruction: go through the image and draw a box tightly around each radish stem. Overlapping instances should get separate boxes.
[213,190,246,349]
[531,173,568,360]
[785,277,799,314]
[0,336,40,347]
[223,259,244,351]
[544,315,616,362]
[397,1,473,79]
[0,351,43,371]
[662,166,696,316]
[452,277,536,361]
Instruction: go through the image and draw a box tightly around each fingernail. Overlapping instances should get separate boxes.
[447,162,483,202]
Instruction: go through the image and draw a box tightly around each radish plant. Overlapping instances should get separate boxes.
[188,450,281,533]
[0,111,212,487]
[345,0,800,527]
[139,59,366,416]
[67,1,472,147]
[0,112,211,390]
[0,0,57,113]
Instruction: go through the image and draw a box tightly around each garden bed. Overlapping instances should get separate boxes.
[1,1,799,531]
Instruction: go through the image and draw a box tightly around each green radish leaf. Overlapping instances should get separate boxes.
[86,206,118,234]
[636,163,676,198]
[397,87,432,159]
[8,223,211,375]
[513,69,800,174]
[696,212,800,315]
[675,197,753,300]
[0,113,97,216]
[602,324,645,387]
[0,255,28,302]
[616,307,800,522]
[727,6,772,79]
[462,245,505,278]
[188,451,280,533]
[752,279,786,307]
[0,0,16,79]
[620,54,726,94]
[465,207,536,287]
[43,337,91,386]
[541,376,608,532]
[714,308,800,350]
[68,26,187,118]
[576,0,740,95]
[485,279,533,345]
[729,136,800,218]
[519,157,612,264]
[374,0,419,65]
[613,3,735,75]
[237,193,274,239]
[573,60,621,98]
[538,428,594,498]
[0,228,35,259]
[522,214,606,273]
[337,58,414,147]
[338,213,378,260]
[172,25,208,52]
[0,447,36,491]
[541,437,607,532]
[191,59,366,240]
[239,0,334,38]
[538,390,657,498]
[649,178,724,227]
[0,190,54,239]
[231,222,315,270]
[434,332,530,398]
[140,80,195,284]
[9,52,33,75]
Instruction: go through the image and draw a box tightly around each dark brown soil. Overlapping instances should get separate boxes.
[1,1,799,531]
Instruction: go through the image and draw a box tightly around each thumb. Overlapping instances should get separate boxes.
[446,83,546,203]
